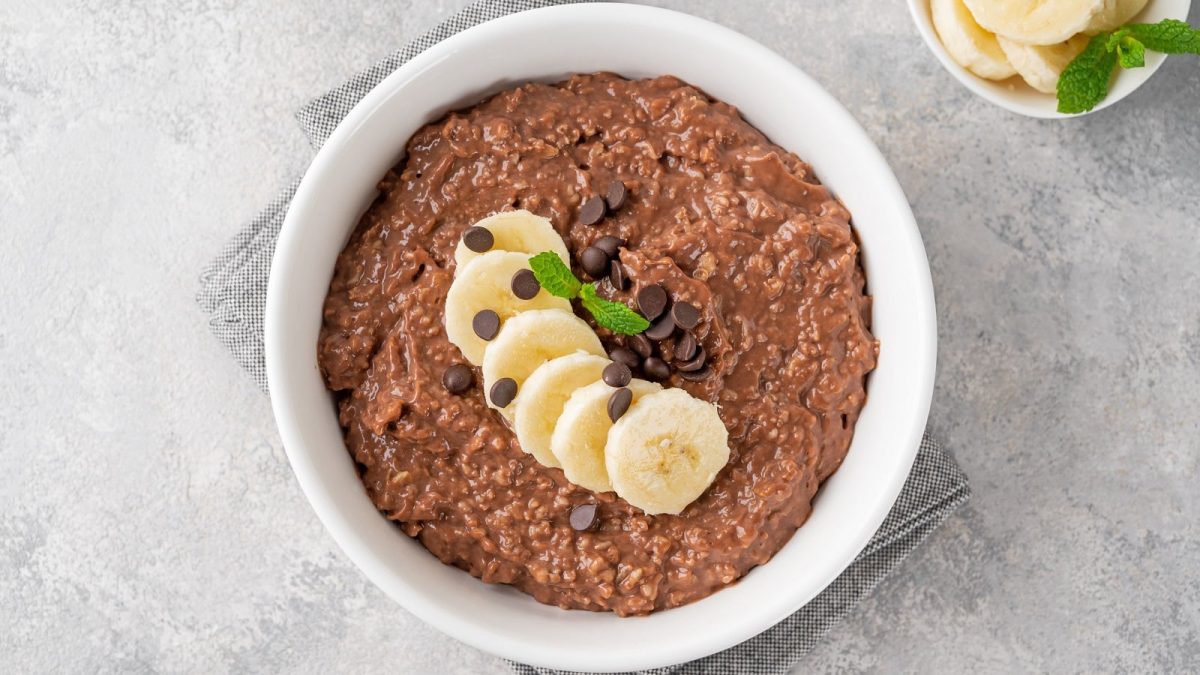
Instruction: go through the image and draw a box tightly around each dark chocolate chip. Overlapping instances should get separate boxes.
[593,235,625,258]
[645,313,676,340]
[609,347,640,369]
[569,503,599,531]
[510,268,540,300]
[627,333,653,358]
[579,196,607,226]
[489,377,518,408]
[580,246,610,279]
[605,180,627,211]
[674,332,698,362]
[676,346,707,372]
[472,309,501,341]
[642,356,671,381]
[602,361,632,387]
[636,284,668,321]
[678,365,712,381]
[607,387,633,422]
[671,302,701,330]
[462,226,494,253]
[442,364,473,394]
[609,261,628,291]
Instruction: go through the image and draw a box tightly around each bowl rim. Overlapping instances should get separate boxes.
[905,0,1193,119]
[265,3,936,671]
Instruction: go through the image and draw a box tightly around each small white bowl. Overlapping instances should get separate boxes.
[265,3,935,671]
[907,0,1193,118]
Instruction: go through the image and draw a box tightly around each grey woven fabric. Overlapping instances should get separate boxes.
[195,1,971,673]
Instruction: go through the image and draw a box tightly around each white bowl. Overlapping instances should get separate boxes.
[265,3,935,671]
[907,0,1192,118]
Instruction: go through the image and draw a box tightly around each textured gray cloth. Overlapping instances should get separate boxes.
[195,1,971,673]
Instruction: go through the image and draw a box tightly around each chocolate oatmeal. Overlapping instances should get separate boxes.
[317,73,878,616]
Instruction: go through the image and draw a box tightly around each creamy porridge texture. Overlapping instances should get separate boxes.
[318,73,878,615]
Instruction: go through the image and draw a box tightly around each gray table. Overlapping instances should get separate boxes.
[3,0,1197,672]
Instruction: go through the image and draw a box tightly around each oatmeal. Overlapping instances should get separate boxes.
[317,73,878,616]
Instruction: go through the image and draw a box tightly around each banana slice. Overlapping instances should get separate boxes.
[445,251,572,365]
[998,34,1090,93]
[932,0,1017,80]
[481,309,605,419]
[962,0,1105,46]
[1086,0,1149,33]
[512,353,610,468]
[551,378,663,492]
[454,210,570,275]
[605,389,730,515]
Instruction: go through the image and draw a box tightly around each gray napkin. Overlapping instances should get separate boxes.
[195,1,971,673]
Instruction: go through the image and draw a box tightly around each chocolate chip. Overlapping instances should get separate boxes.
[489,377,518,408]
[609,261,628,291]
[678,365,712,381]
[580,246,610,279]
[676,346,707,372]
[593,235,624,258]
[610,347,640,369]
[603,361,632,387]
[472,309,500,341]
[462,226,494,253]
[607,387,633,422]
[605,180,627,210]
[569,503,599,531]
[642,356,671,381]
[674,332,698,362]
[442,364,473,394]
[580,196,606,226]
[511,268,540,300]
[627,333,653,358]
[671,302,701,330]
[636,284,668,320]
[645,313,676,340]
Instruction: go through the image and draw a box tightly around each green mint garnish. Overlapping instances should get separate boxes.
[579,283,651,336]
[1058,19,1200,114]
[527,251,650,335]
[1056,33,1119,114]
[528,252,581,299]
[1127,19,1200,54]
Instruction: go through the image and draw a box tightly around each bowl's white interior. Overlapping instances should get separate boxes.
[265,4,936,672]
[907,0,1192,118]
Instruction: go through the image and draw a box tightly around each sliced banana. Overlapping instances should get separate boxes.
[999,34,1091,93]
[481,309,605,419]
[605,389,730,516]
[551,379,663,493]
[1085,0,1149,33]
[932,0,1018,80]
[444,251,572,365]
[962,0,1106,46]
[512,353,610,468]
[454,210,570,275]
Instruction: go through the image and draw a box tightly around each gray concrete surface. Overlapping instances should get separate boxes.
[3,0,1198,672]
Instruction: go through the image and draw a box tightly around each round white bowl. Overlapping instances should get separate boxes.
[265,3,935,671]
[907,0,1192,118]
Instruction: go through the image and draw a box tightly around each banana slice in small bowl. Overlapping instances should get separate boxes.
[512,353,611,468]
[454,210,569,274]
[909,0,1191,117]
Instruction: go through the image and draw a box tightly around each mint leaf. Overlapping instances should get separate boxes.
[1127,19,1200,54]
[528,252,581,299]
[1057,33,1119,114]
[579,283,650,336]
[1117,36,1145,69]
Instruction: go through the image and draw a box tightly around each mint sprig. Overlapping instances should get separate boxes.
[1057,19,1200,114]
[579,284,651,335]
[526,252,649,336]
[528,252,581,299]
